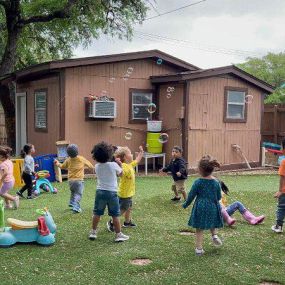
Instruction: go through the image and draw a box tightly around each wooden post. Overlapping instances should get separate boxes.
[274,105,278,143]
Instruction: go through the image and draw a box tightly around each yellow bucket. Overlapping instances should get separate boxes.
[146,132,162,154]
[11,159,24,187]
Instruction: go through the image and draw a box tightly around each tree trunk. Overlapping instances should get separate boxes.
[0,85,15,151]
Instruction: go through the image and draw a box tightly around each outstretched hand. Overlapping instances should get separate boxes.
[54,159,59,166]
[115,157,122,167]
[274,191,282,198]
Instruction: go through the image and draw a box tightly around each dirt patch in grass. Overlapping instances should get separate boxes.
[130,258,152,266]
[179,230,195,236]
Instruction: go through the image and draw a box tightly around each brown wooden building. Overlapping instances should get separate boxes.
[0,50,274,169]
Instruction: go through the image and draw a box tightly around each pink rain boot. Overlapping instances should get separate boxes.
[221,208,236,226]
[242,210,265,225]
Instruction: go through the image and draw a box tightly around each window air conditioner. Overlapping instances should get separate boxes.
[88,100,117,118]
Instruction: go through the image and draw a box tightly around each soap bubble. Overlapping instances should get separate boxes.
[156,58,163,65]
[147,103,156,114]
[101,90,108,96]
[158,133,169,144]
[166,93,172,99]
[123,73,130,81]
[245,95,253,104]
[109,77,116,83]
[127,67,134,74]
[133,107,140,114]
[167,86,175,93]
[124,132,132,140]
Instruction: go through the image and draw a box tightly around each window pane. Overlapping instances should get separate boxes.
[227,104,244,119]
[35,110,47,128]
[133,94,142,104]
[35,92,46,109]
[141,94,152,104]
[228,91,245,103]
[133,105,151,120]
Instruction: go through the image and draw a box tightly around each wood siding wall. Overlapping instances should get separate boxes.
[262,104,285,144]
[64,59,180,161]
[187,76,263,168]
[17,76,60,155]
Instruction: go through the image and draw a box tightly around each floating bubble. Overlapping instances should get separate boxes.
[245,95,253,104]
[109,77,116,83]
[101,90,108,96]
[127,67,134,74]
[123,73,130,81]
[158,133,169,144]
[133,107,140,114]
[166,93,172,99]
[125,132,132,140]
[156,58,163,65]
[147,103,156,114]
[167,86,175,93]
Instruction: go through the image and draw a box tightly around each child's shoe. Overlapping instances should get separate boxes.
[107,220,114,232]
[68,203,74,208]
[27,195,37,199]
[171,196,181,202]
[271,225,283,233]
[212,235,223,246]
[195,248,205,256]
[123,220,137,228]
[16,191,25,198]
[72,208,82,213]
[13,196,20,209]
[115,232,129,242]
[89,229,98,240]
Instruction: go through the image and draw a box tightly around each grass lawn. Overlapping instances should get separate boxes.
[1,174,284,285]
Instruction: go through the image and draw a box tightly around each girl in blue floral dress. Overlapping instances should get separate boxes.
[183,155,223,256]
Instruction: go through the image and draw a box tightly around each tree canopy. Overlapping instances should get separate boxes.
[238,52,285,104]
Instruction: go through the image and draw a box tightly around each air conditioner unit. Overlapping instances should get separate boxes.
[89,100,117,118]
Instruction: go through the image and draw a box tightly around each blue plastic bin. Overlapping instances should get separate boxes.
[34,154,57,182]
[262,142,281,151]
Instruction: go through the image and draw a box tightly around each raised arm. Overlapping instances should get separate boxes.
[182,181,198,208]
[135,146,144,164]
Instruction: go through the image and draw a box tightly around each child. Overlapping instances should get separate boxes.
[89,141,129,242]
[183,155,223,256]
[0,146,19,209]
[16,144,36,199]
[159,146,188,201]
[272,138,285,233]
[107,146,144,231]
[219,180,265,226]
[54,144,94,213]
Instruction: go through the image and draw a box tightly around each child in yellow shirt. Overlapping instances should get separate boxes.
[54,144,94,213]
[107,146,143,231]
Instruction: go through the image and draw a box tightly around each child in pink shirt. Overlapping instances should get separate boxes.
[0,146,19,209]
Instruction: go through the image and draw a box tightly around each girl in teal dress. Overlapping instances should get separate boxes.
[183,155,223,256]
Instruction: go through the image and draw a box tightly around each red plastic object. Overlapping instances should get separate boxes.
[37,217,50,236]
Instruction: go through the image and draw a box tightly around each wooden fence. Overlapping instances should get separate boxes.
[0,105,7,145]
[262,104,285,144]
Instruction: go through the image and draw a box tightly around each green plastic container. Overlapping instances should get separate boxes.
[147,132,162,154]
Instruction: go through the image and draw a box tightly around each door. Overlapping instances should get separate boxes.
[16,93,27,155]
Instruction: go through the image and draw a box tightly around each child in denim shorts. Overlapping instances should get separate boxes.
[89,141,129,242]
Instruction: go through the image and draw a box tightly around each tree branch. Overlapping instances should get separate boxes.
[17,0,79,26]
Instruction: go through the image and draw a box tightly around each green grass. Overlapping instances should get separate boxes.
[1,175,284,285]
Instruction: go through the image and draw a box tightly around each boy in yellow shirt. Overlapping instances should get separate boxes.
[107,146,143,231]
[54,144,94,213]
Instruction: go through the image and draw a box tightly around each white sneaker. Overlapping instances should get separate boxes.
[13,196,20,209]
[195,248,205,256]
[89,229,97,240]
[212,235,223,246]
[271,225,283,233]
[115,232,129,242]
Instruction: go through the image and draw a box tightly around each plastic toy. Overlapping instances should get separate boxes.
[33,170,58,196]
[0,201,56,247]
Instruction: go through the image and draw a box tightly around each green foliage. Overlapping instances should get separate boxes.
[1,175,284,285]
[238,52,285,104]
[0,0,149,70]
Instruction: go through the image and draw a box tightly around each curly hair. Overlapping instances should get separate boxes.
[198,155,220,177]
[0,146,12,159]
[91,141,113,163]
[114,147,130,163]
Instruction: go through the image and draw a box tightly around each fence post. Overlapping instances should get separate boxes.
[274,104,278,143]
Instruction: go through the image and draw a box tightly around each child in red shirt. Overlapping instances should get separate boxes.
[271,138,285,233]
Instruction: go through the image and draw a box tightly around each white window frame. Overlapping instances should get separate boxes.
[34,89,47,131]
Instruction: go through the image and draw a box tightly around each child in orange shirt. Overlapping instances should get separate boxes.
[271,138,285,233]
